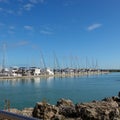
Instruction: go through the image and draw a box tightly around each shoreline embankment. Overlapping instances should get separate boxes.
[3,92,120,120]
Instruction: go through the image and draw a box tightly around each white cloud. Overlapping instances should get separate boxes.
[24,3,34,11]
[24,25,33,30]
[0,7,3,11]
[8,26,15,34]
[29,0,44,4]
[40,30,53,35]
[87,23,102,31]
[8,30,15,34]
[0,22,5,26]
[6,9,14,14]
[0,7,14,14]
[16,41,29,46]
[10,40,29,48]
[29,0,38,4]
[9,26,15,30]
[17,0,23,2]
[17,7,23,15]
[63,1,73,7]
[40,25,54,35]
[0,0,8,3]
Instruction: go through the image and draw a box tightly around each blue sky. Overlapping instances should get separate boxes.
[0,0,120,69]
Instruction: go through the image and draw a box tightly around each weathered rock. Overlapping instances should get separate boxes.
[56,99,77,118]
[56,98,74,107]
[76,101,119,120]
[59,106,76,118]
[102,97,115,102]
[103,96,120,107]
[32,102,59,120]
[51,114,65,120]
[10,108,22,115]
[10,108,33,117]
[21,108,33,117]
[32,97,120,120]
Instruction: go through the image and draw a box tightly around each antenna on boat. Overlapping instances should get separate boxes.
[92,58,95,69]
[95,59,98,70]
[62,56,68,69]
[86,56,88,70]
[70,54,73,68]
[75,56,80,69]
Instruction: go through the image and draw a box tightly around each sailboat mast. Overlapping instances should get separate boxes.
[53,52,60,69]
[2,43,6,70]
[40,51,46,69]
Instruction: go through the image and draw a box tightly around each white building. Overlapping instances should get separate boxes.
[34,68,41,76]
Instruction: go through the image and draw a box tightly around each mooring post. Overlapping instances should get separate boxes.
[8,99,10,112]
[4,99,7,110]
[4,99,10,112]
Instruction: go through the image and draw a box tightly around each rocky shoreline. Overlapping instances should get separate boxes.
[8,93,120,120]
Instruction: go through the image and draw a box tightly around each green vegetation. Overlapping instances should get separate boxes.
[108,69,120,72]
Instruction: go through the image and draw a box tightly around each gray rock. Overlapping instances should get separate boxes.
[33,102,59,119]
[10,108,22,115]
[51,114,65,120]
[76,101,119,120]
[56,98,74,107]
[32,98,120,120]
[56,99,77,118]
[21,108,33,117]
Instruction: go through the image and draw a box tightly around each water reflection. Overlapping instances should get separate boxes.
[45,76,54,87]
[47,76,54,81]
[33,77,41,87]
[0,76,55,86]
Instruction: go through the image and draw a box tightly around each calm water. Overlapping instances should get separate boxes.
[0,72,120,110]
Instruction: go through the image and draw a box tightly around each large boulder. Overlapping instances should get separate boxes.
[76,101,120,120]
[103,96,120,107]
[32,102,59,119]
[56,98,74,107]
[56,98,77,118]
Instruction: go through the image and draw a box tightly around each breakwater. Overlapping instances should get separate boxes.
[5,93,120,120]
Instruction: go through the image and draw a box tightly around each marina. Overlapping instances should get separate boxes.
[0,43,109,79]
[0,67,109,79]
[0,0,120,119]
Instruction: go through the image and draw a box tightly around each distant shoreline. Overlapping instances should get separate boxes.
[0,71,109,80]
